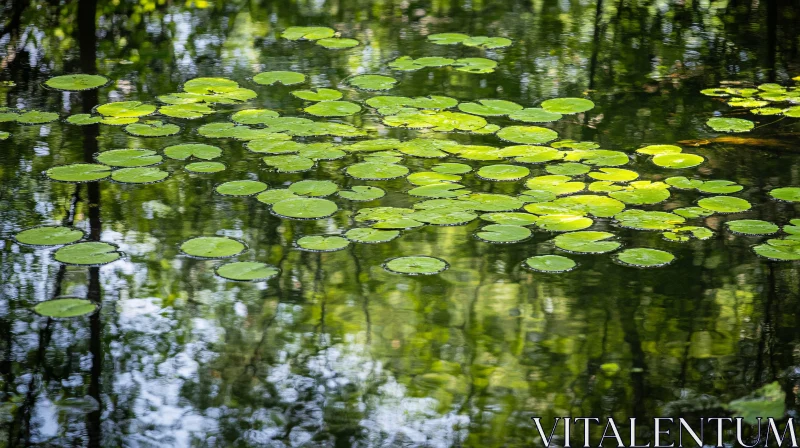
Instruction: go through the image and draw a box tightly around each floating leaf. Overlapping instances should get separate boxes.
[180,236,245,258]
[452,57,497,74]
[253,71,306,86]
[231,109,280,125]
[476,164,530,181]
[95,149,162,167]
[345,228,400,243]
[480,212,539,226]
[588,168,639,182]
[697,196,751,213]
[525,175,584,196]
[256,189,299,205]
[296,235,350,252]
[338,186,385,201]
[608,181,671,205]
[291,88,342,101]
[615,209,686,230]
[305,100,361,117]
[673,207,714,219]
[662,226,714,242]
[17,111,59,124]
[496,126,558,145]
[66,114,103,125]
[552,195,625,218]
[216,262,279,281]
[458,99,522,116]
[346,162,409,180]
[347,75,398,91]
[97,101,156,118]
[707,117,754,133]
[427,33,469,45]
[45,74,108,91]
[432,163,472,175]
[186,161,225,173]
[289,180,338,197]
[408,183,469,198]
[463,36,512,49]
[553,231,620,254]
[652,153,704,169]
[163,143,222,160]
[475,224,531,243]
[111,167,169,184]
[271,197,338,219]
[461,193,524,211]
[726,219,779,235]
[317,37,360,49]
[728,382,785,425]
[159,103,213,119]
[383,256,448,275]
[33,298,98,318]
[216,180,268,196]
[125,120,180,137]
[15,226,84,246]
[523,255,577,273]
[536,214,593,232]
[614,248,675,268]
[545,162,590,176]
[54,242,121,265]
[769,187,800,202]
[637,145,682,155]
[388,56,455,71]
[46,164,111,182]
[282,26,336,41]
[540,98,594,114]
[0,131,9,140]
[697,180,743,194]
[754,239,800,261]
[262,155,315,173]
[407,172,461,186]
[508,108,563,123]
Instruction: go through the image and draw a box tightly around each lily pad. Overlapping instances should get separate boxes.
[317,37,360,49]
[253,71,306,86]
[46,164,111,182]
[588,168,639,182]
[256,189,299,205]
[707,117,754,133]
[636,144,682,155]
[553,231,620,254]
[216,262,280,281]
[33,298,98,318]
[95,149,162,167]
[97,101,156,118]
[726,219,779,235]
[728,382,786,425]
[271,197,338,220]
[753,239,800,261]
[536,214,593,232]
[432,162,472,175]
[523,255,577,273]
[480,212,539,226]
[54,242,121,265]
[652,153,704,169]
[383,256,448,275]
[615,209,686,230]
[45,74,108,91]
[231,109,280,125]
[17,111,59,124]
[496,126,558,145]
[540,98,594,114]
[296,235,350,252]
[66,114,102,125]
[345,228,400,244]
[216,180,268,196]
[291,88,343,101]
[347,75,398,91]
[163,143,222,160]
[452,58,497,74]
[509,108,563,123]
[769,187,800,202]
[613,248,675,268]
[159,103,213,119]
[15,226,84,246]
[427,33,469,45]
[662,226,714,242]
[111,167,169,184]
[346,162,409,180]
[697,196,751,213]
[282,26,336,41]
[463,36,512,49]
[476,164,530,181]
[545,162,591,176]
[180,236,245,259]
[697,180,743,194]
[304,101,361,117]
[475,224,531,243]
[288,180,338,197]
[125,120,180,137]
[338,186,385,201]
[458,100,522,116]
[185,162,226,173]
[262,155,315,173]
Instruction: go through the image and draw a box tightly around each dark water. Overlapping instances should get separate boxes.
[2,0,800,446]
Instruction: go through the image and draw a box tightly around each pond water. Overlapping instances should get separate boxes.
[2,0,800,446]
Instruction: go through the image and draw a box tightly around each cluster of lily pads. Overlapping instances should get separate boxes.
[701,76,800,133]
[6,28,800,319]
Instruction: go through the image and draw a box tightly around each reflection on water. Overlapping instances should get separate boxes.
[2,0,800,446]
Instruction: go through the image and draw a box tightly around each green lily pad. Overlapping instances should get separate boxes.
[432,163,472,175]
[463,36,512,49]
[427,33,470,45]
[388,56,455,71]
[54,242,121,265]
[185,162,226,173]
[697,180,743,194]
[216,262,280,281]
[588,168,639,182]
[523,255,577,273]
[97,101,156,118]
[0,131,9,140]
[458,100,522,116]
[262,155,315,172]
[525,175,584,196]
[476,164,530,181]
[163,143,222,160]
[769,187,800,202]
[407,172,462,186]
[282,26,336,41]
[46,164,111,182]
[613,248,675,268]
[231,109,280,125]
[33,298,97,318]
[551,195,625,218]
[180,236,245,259]
[608,182,671,205]
[101,117,138,125]
[652,153,704,169]
[753,239,800,261]
[540,98,594,114]
[728,382,786,425]
[553,231,620,254]
[666,176,703,190]
[461,193,524,212]
[536,214,593,232]
[726,219,779,235]
[475,224,531,243]
[662,226,714,242]
[452,57,497,74]
[383,256,448,275]
[707,117,754,133]
[304,101,361,117]
[346,162,409,180]
[256,189,299,205]
[347,74,398,91]
[697,196,751,213]
[291,88,343,101]
[15,226,84,246]
[509,108,563,123]
[673,207,714,219]
[45,74,108,91]
[111,167,169,184]
[480,212,539,226]
[345,228,400,244]
[216,180,268,196]
[271,197,338,219]
[636,144,682,155]
[316,37,360,49]
[338,186,385,201]
[125,120,180,137]
[408,183,469,198]
[17,111,59,124]
[496,126,558,145]
[545,162,591,176]
[95,149,162,167]
[288,180,338,197]
[66,114,103,125]
[615,209,686,230]
[296,235,350,252]
[159,103,213,119]
[253,71,306,86]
